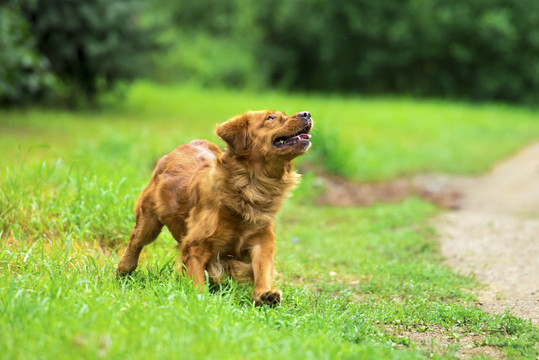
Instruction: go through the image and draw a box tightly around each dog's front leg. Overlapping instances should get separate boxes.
[250,227,281,306]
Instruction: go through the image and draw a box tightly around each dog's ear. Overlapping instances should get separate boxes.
[216,114,250,153]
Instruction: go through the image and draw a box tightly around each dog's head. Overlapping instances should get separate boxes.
[216,110,313,161]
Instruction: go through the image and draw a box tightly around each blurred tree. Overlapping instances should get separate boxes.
[0,4,56,106]
[154,0,539,104]
[0,0,160,106]
[148,0,263,88]
[253,0,539,103]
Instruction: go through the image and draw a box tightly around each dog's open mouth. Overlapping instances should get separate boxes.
[272,125,312,148]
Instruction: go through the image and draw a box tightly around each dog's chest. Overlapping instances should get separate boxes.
[211,214,267,258]
[228,189,281,227]
[215,195,274,237]
[219,196,274,232]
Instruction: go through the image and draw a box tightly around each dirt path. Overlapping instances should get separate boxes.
[433,144,539,325]
[313,143,539,326]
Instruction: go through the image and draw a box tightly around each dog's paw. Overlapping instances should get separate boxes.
[116,263,137,279]
[254,289,282,307]
[115,268,131,279]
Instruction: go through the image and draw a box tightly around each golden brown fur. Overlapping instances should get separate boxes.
[117,110,313,306]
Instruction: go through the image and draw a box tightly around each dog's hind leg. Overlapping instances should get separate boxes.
[117,211,163,277]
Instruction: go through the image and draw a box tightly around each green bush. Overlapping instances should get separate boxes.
[152,32,262,88]
[0,0,160,106]
[0,4,56,105]
[156,0,539,104]
[148,0,263,88]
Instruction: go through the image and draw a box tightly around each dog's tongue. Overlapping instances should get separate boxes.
[283,133,312,146]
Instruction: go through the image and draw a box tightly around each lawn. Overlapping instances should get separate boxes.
[1,83,538,359]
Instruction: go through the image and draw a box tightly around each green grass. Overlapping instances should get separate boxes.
[3,81,539,180]
[1,83,538,359]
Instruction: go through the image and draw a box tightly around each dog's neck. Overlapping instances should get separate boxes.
[220,151,295,180]
[215,152,300,225]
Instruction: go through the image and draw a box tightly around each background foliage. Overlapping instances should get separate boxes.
[2,0,539,105]
[0,4,56,105]
[153,0,539,104]
[0,0,159,106]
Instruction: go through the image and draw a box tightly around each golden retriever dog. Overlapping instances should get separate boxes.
[117,110,313,306]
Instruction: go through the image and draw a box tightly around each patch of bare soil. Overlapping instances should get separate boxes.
[311,170,464,209]
[310,143,539,358]
[312,145,539,326]
[434,143,539,327]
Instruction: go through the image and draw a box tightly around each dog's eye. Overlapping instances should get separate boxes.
[266,115,275,121]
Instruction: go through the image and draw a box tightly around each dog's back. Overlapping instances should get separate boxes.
[136,140,222,242]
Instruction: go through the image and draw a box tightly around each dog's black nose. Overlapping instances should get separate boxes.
[297,111,311,119]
